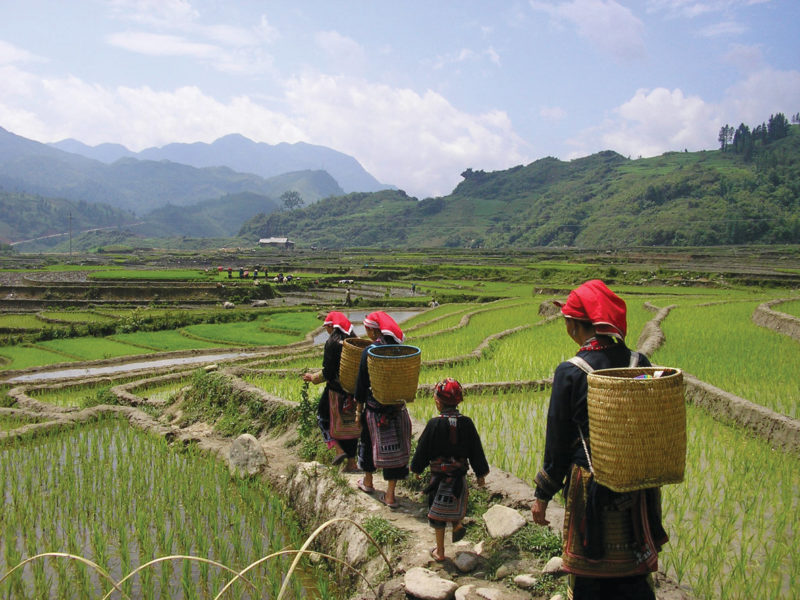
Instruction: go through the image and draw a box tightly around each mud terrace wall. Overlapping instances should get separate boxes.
[752,299,800,342]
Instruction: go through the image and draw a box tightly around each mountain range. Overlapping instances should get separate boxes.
[0,126,378,244]
[50,134,393,194]
[2,123,798,251]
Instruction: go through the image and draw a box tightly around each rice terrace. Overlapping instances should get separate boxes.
[1,246,799,600]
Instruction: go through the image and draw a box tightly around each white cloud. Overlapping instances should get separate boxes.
[106,31,218,57]
[529,0,646,60]
[284,74,529,197]
[567,87,719,158]
[647,0,773,19]
[567,66,800,159]
[430,48,477,70]
[314,31,367,71]
[0,69,303,150]
[255,16,280,44]
[106,0,199,27]
[0,40,43,65]
[698,20,747,37]
[0,63,528,197]
[723,43,765,73]
[429,46,502,71]
[721,68,800,125]
[540,106,567,120]
[486,46,501,66]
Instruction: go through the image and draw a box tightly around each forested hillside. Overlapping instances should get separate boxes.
[241,125,800,248]
[0,192,136,245]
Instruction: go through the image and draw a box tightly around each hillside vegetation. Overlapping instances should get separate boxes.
[242,125,800,248]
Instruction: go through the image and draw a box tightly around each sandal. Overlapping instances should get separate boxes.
[378,493,399,509]
[452,525,467,543]
[429,547,445,562]
[356,478,375,494]
[332,453,347,466]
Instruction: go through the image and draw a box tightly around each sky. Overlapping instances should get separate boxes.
[0,0,798,199]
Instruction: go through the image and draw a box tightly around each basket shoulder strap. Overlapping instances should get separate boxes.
[567,356,595,475]
[567,356,594,373]
[629,351,640,367]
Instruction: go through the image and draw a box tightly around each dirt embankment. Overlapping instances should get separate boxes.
[751,299,800,342]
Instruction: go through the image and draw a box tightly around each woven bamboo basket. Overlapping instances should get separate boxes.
[586,367,686,492]
[366,345,421,405]
[338,338,372,394]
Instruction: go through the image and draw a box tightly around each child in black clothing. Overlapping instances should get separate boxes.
[410,378,490,562]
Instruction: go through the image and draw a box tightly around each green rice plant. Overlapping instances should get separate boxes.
[88,269,216,281]
[1,417,326,599]
[109,330,227,351]
[263,311,321,334]
[33,337,151,361]
[182,318,305,347]
[402,302,474,330]
[0,314,48,331]
[774,299,800,318]
[38,311,118,325]
[25,376,140,407]
[0,414,41,432]
[658,405,800,599]
[652,301,800,418]
[242,372,306,405]
[414,302,540,361]
[0,344,76,370]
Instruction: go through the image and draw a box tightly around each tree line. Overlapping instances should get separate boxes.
[718,112,797,160]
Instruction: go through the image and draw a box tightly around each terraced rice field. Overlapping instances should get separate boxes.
[2,280,798,599]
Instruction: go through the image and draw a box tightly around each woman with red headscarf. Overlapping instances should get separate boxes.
[411,378,490,562]
[353,311,411,508]
[531,280,668,600]
[302,311,358,470]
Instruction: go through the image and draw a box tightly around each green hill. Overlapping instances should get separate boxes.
[0,192,136,245]
[240,126,800,248]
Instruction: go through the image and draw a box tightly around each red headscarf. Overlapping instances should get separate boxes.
[434,378,463,406]
[324,311,354,336]
[363,311,404,343]
[556,279,627,340]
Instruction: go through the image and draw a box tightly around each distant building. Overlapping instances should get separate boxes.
[258,237,295,249]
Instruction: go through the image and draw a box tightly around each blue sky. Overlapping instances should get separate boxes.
[1,0,798,198]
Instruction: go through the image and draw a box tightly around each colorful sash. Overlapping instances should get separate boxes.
[328,390,361,440]
[364,405,411,469]
[426,458,468,523]
[562,465,666,578]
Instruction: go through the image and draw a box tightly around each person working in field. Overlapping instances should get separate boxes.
[302,312,360,470]
[411,378,489,562]
[354,311,411,508]
[531,279,668,600]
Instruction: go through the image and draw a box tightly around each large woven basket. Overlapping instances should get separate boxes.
[366,345,421,405]
[586,367,686,492]
[339,338,372,394]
